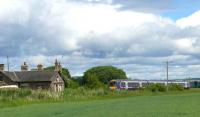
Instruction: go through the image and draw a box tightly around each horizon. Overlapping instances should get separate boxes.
[1,0,200,79]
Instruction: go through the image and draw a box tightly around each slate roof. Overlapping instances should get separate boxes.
[3,71,58,82]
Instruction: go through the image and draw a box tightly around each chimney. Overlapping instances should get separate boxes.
[37,64,43,71]
[58,62,62,73]
[54,59,59,71]
[21,62,28,71]
[0,64,4,71]
[54,59,62,72]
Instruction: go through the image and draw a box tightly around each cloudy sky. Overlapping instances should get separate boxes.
[1,0,200,79]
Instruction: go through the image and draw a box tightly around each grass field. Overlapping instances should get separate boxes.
[0,92,200,117]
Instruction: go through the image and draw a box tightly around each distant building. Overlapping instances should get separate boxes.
[171,78,200,88]
[0,60,65,92]
[187,78,200,88]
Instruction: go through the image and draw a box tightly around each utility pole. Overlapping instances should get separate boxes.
[166,61,169,92]
[7,55,9,71]
[166,61,172,92]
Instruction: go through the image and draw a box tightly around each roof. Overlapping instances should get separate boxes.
[2,71,59,82]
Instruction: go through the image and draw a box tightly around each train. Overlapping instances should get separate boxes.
[109,79,190,90]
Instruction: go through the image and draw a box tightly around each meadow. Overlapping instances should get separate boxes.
[0,90,200,117]
[0,88,200,117]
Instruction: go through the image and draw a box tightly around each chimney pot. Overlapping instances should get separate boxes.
[54,59,62,72]
[37,64,43,71]
[0,64,4,71]
[21,62,28,71]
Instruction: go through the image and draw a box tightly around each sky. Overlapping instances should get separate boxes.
[1,0,200,79]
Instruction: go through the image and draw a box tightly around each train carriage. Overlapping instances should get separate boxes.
[109,80,190,90]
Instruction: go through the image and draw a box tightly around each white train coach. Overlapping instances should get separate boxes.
[109,80,190,90]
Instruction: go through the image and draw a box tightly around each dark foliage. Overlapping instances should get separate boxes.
[72,76,84,86]
[169,84,184,91]
[83,66,127,88]
[146,83,184,92]
[67,79,80,89]
[147,84,166,92]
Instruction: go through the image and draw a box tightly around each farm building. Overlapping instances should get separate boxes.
[0,60,65,92]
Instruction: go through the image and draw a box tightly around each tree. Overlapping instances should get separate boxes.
[72,76,84,86]
[83,66,127,88]
[84,74,103,89]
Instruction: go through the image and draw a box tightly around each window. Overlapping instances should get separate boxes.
[109,81,116,87]
[116,82,121,88]
[121,82,126,88]
[128,82,140,88]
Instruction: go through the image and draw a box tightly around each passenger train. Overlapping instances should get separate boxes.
[109,80,190,90]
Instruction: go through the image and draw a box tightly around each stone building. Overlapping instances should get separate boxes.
[0,60,65,92]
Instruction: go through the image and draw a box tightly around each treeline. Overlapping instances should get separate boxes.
[44,65,187,92]
[45,66,127,89]
[144,83,185,92]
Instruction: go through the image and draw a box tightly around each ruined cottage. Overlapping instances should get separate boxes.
[0,60,65,92]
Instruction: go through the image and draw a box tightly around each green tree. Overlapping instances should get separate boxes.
[83,66,127,88]
[67,79,80,89]
[84,74,104,89]
[72,76,84,86]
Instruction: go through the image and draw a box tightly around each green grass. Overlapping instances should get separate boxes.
[1,91,200,117]
[0,88,199,108]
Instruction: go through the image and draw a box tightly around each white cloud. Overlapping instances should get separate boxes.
[1,0,200,79]
[0,0,29,25]
[175,38,196,52]
[176,10,200,28]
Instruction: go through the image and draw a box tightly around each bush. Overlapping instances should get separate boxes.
[66,79,80,89]
[72,76,84,86]
[169,84,184,91]
[147,84,166,92]
[84,74,105,89]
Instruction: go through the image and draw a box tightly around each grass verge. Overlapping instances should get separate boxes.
[0,88,200,108]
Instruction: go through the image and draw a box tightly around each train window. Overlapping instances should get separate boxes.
[128,83,133,87]
[116,82,120,88]
[128,82,140,88]
[121,82,126,87]
[109,81,116,87]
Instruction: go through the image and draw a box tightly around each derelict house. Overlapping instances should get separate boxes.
[0,60,65,92]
